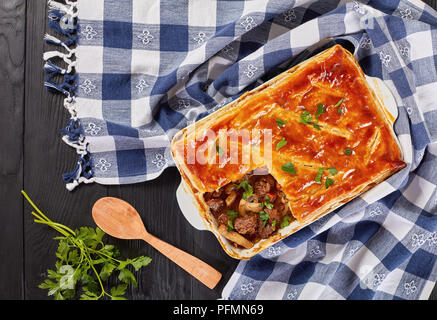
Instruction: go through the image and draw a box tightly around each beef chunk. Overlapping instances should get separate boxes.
[217,213,230,225]
[207,172,288,243]
[258,219,274,239]
[254,175,275,197]
[264,208,282,223]
[211,189,223,197]
[206,198,224,214]
[234,215,258,235]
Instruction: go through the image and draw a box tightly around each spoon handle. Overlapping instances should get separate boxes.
[142,233,222,289]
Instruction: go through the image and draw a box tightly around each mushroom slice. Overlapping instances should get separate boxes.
[218,225,253,249]
[238,198,263,216]
[224,183,236,195]
[225,191,237,207]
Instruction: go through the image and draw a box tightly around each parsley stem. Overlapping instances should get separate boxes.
[80,244,107,299]
[38,218,75,235]
[21,190,52,223]
[23,190,77,237]
[32,216,71,237]
[22,191,150,300]
[32,215,75,237]
[88,248,122,264]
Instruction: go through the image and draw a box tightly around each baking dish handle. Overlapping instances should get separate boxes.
[176,181,208,231]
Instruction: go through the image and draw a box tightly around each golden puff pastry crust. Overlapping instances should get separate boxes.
[171,45,406,259]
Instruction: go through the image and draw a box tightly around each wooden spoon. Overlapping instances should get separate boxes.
[92,197,222,289]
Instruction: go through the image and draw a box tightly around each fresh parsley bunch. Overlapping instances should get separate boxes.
[22,191,151,300]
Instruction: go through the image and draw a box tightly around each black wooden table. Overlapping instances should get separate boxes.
[1,0,436,300]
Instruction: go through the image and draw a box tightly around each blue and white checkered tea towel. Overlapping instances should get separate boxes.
[44,0,437,299]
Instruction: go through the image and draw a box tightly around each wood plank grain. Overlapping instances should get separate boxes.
[23,0,108,299]
[19,0,437,301]
[192,226,239,299]
[0,0,26,300]
[105,169,204,299]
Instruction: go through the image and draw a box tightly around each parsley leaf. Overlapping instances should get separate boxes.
[315,167,325,184]
[265,203,274,210]
[227,219,234,232]
[327,167,338,176]
[118,268,137,287]
[335,98,344,114]
[325,178,335,189]
[345,148,352,155]
[236,180,253,200]
[299,110,321,130]
[276,118,287,128]
[317,104,325,115]
[280,216,292,229]
[226,210,239,219]
[226,210,239,231]
[298,110,313,125]
[99,263,117,281]
[110,284,128,300]
[272,219,277,229]
[21,191,152,301]
[259,211,269,227]
[276,137,287,151]
[130,256,152,271]
[281,162,297,175]
[262,196,274,209]
[313,105,325,127]
[80,289,99,300]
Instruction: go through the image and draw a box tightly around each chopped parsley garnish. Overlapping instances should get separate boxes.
[299,110,321,130]
[236,180,253,200]
[299,110,313,125]
[280,216,292,228]
[314,168,336,187]
[243,188,253,200]
[335,98,344,114]
[334,98,344,108]
[226,210,239,231]
[325,178,335,189]
[276,118,287,128]
[264,204,274,210]
[259,211,269,227]
[345,148,352,155]
[315,168,336,186]
[315,167,325,184]
[216,145,224,157]
[281,162,297,175]
[327,167,338,176]
[262,196,274,209]
[227,219,234,232]
[317,104,326,114]
[272,219,277,229]
[314,104,325,120]
[226,210,239,219]
[276,137,287,151]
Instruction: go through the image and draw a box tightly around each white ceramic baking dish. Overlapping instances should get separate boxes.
[174,74,402,260]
